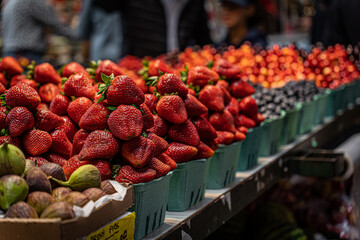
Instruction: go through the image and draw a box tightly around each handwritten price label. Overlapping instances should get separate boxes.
[86,212,135,240]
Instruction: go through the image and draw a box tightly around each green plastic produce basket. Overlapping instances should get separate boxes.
[131,172,173,240]
[238,124,263,171]
[343,83,353,109]
[313,91,329,125]
[347,81,357,105]
[355,79,360,101]
[326,86,345,117]
[259,113,285,157]
[206,141,242,189]
[280,104,302,145]
[167,158,210,211]
[297,97,317,135]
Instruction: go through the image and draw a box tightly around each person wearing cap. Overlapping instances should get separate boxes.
[220,0,267,48]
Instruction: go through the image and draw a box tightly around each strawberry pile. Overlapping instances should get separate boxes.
[186,59,265,145]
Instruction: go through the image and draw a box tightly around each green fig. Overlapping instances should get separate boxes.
[24,159,36,175]
[25,167,52,193]
[0,175,29,210]
[40,201,75,220]
[50,165,101,192]
[27,191,55,215]
[5,201,38,218]
[0,143,26,177]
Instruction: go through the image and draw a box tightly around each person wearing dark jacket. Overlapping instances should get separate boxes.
[220,0,266,48]
[121,0,212,57]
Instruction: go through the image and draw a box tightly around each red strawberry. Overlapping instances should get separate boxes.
[193,141,214,160]
[234,130,246,141]
[50,130,73,158]
[230,80,255,98]
[56,116,77,142]
[49,95,70,116]
[148,59,173,77]
[37,103,48,111]
[134,78,148,94]
[79,102,110,131]
[17,79,37,90]
[67,97,93,124]
[165,142,198,163]
[92,160,112,181]
[34,63,61,84]
[0,106,7,130]
[168,120,200,147]
[148,115,168,137]
[108,105,143,140]
[156,95,187,124]
[239,96,258,118]
[192,116,217,141]
[38,83,60,103]
[156,73,188,99]
[235,114,256,128]
[63,155,89,179]
[5,83,40,110]
[0,73,6,86]
[255,112,265,125]
[225,97,240,117]
[95,60,125,82]
[78,130,120,161]
[9,74,26,87]
[188,88,196,96]
[237,126,248,134]
[0,83,6,95]
[187,66,219,88]
[105,75,144,106]
[198,85,224,111]
[216,80,230,91]
[203,138,219,151]
[23,130,52,156]
[35,109,64,132]
[71,129,89,156]
[213,59,240,79]
[121,136,155,168]
[147,132,169,156]
[157,153,177,170]
[115,165,156,184]
[62,62,88,78]
[219,85,232,105]
[140,103,154,130]
[144,94,158,113]
[209,110,236,133]
[216,131,234,145]
[0,136,22,149]
[27,156,49,167]
[149,158,171,178]
[0,56,23,76]
[184,94,208,117]
[6,107,34,137]
[45,153,67,167]
[63,73,95,100]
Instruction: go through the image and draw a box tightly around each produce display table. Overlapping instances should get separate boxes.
[143,104,360,240]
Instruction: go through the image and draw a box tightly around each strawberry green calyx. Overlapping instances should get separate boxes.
[0,94,11,111]
[61,77,68,85]
[86,60,101,80]
[138,59,149,80]
[180,65,189,83]
[206,61,214,69]
[106,106,117,111]
[97,73,114,103]
[26,61,36,79]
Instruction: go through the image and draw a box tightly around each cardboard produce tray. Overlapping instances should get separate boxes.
[0,184,134,240]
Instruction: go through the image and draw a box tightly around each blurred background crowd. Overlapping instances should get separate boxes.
[0,0,359,67]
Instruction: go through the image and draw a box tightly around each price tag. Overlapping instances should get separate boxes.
[86,212,135,240]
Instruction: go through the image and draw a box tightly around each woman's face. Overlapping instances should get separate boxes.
[221,1,253,29]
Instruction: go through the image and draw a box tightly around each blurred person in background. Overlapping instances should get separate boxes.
[121,0,212,57]
[220,0,267,48]
[78,0,123,62]
[1,0,76,63]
